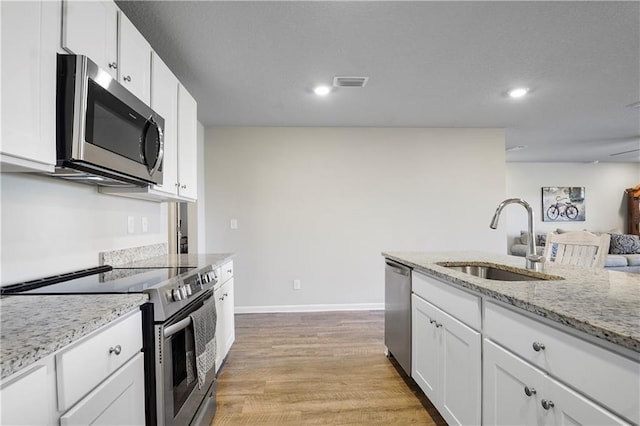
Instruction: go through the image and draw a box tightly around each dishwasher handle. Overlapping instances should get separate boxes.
[385,261,411,276]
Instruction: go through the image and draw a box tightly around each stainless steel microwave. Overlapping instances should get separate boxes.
[53,54,164,187]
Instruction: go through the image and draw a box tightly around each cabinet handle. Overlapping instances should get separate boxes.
[435,322,442,328]
[524,386,537,397]
[123,75,132,82]
[532,342,546,352]
[181,184,187,189]
[218,297,225,301]
[429,319,436,324]
[227,269,232,274]
[108,62,118,70]
[223,293,228,297]
[109,345,122,355]
[541,399,554,410]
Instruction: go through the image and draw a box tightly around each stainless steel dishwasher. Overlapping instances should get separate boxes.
[384,259,412,376]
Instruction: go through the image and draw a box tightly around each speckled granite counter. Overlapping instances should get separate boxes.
[116,253,234,269]
[1,294,147,379]
[383,251,640,354]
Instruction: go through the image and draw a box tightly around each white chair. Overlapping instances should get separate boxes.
[544,231,611,268]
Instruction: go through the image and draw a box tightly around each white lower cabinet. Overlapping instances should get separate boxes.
[483,339,628,426]
[408,269,638,426]
[215,261,235,373]
[0,357,57,425]
[485,301,638,425]
[0,310,144,425]
[60,353,145,426]
[412,272,481,426]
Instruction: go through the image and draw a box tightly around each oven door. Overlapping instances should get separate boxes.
[157,291,217,426]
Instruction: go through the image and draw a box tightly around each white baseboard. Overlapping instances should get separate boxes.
[235,303,384,314]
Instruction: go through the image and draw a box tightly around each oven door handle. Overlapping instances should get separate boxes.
[164,317,192,338]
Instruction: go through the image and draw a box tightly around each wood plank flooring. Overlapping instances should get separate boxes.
[211,311,447,425]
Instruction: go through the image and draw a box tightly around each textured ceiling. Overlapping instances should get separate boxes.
[116,1,640,163]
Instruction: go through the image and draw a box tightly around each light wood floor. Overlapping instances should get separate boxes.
[211,310,446,425]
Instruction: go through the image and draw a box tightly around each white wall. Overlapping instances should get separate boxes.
[505,162,640,248]
[0,173,167,284]
[204,127,506,312]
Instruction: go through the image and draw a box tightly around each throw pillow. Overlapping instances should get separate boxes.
[519,231,547,246]
[536,234,547,247]
[609,233,640,255]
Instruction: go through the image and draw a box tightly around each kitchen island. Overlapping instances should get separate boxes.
[383,251,639,426]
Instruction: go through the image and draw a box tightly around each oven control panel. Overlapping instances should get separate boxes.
[165,267,220,303]
[167,273,202,302]
[201,268,219,286]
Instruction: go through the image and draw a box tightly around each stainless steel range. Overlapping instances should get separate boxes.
[1,261,224,426]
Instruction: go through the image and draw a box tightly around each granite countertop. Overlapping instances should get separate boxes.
[116,253,234,269]
[383,251,640,354]
[1,294,147,380]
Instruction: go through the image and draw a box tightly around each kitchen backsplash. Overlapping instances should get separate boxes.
[100,243,167,266]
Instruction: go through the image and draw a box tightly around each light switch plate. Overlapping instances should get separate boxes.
[230,219,238,229]
[127,216,135,234]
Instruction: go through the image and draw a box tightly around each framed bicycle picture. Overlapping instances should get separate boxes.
[542,187,586,222]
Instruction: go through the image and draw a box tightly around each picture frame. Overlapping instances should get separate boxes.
[542,187,585,222]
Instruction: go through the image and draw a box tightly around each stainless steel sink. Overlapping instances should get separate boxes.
[438,263,560,281]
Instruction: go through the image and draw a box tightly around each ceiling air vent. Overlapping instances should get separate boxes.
[333,76,369,88]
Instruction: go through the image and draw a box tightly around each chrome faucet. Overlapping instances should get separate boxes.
[490,198,544,271]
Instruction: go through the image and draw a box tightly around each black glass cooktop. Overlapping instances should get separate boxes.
[0,266,195,295]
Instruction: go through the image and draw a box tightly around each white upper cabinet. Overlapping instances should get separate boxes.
[62,0,151,104]
[1,0,58,172]
[62,0,118,79]
[177,84,198,201]
[118,12,151,104]
[151,52,179,196]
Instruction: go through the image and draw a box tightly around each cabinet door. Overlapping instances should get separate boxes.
[222,278,236,355]
[215,278,235,371]
[118,12,151,104]
[1,0,57,172]
[0,358,56,426]
[60,353,145,426]
[177,84,198,200]
[483,339,543,426]
[214,284,225,373]
[411,294,440,403]
[151,52,179,196]
[439,302,481,426]
[62,0,118,78]
[542,376,629,426]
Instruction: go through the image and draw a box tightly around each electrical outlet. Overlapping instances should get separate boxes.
[230,219,238,229]
[293,279,301,290]
[127,216,135,234]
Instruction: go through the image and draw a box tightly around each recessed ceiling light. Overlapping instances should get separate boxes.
[508,87,529,98]
[313,86,331,96]
[506,145,528,152]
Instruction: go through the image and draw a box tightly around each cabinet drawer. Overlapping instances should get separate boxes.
[221,261,233,283]
[56,311,142,411]
[412,271,481,330]
[60,353,145,426]
[484,301,639,424]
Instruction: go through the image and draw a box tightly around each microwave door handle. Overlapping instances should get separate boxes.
[149,120,164,176]
[142,116,164,176]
